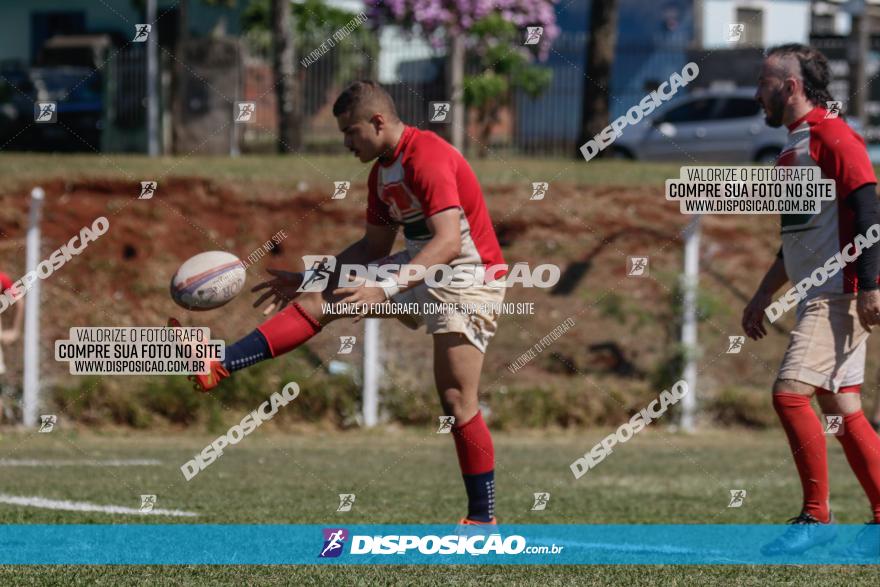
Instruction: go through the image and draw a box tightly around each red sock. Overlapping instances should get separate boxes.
[836,411,880,523]
[256,302,322,357]
[452,411,496,522]
[452,411,494,475]
[773,392,830,522]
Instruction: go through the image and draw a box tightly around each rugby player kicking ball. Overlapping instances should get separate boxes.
[171,81,505,526]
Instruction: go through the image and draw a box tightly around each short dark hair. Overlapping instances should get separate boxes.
[332,80,399,122]
[765,44,835,107]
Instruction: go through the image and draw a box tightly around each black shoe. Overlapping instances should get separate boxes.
[761,512,837,556]
[831,522,880,560]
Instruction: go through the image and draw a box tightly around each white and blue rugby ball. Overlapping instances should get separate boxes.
[170,251,246,311]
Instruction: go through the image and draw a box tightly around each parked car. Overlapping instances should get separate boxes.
[612,88,789,163]
[0,66,103,151]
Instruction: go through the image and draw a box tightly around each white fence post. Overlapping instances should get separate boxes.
[362,318,380,427]
[22,187,45,428]
[680,215,701,432]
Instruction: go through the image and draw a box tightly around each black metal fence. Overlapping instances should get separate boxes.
[38,32,880,156]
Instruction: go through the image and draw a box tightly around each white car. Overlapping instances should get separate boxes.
[612,88,790,164]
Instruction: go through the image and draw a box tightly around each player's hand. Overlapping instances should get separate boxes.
[333,282,388,323]
[0,330,19,344]
[856,289,880,331]
[742,291,772,340]
[252,269,304,315]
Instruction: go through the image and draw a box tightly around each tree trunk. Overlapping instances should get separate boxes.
[271,0,301,152]
[577,0,619,160]
[171,0,189,154]
[447,35,466,152]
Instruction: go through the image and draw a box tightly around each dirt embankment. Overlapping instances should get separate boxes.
[0,177,791,428]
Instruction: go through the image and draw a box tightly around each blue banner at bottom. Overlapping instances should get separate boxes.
[1,525,878,565]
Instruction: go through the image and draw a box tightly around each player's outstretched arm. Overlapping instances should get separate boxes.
[742,253,788,340]
[251,224,398,313]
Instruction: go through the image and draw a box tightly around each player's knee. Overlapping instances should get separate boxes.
[817,392,862,416]
[772,379,815,396]
[437,387,474,421]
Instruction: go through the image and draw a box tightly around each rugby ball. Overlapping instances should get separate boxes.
[170,251,246,311]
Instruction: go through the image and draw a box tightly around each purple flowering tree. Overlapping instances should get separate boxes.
[365,0,559,151]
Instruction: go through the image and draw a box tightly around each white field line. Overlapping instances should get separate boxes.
[0,459,161,467]
[0,494,198,517]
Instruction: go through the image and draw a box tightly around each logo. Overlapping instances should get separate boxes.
[530,182,549,201]
[140,494,157,512]
[825,101,842,119]
[429,102,451,123]
[727,489,746,508]
[337,493,356,512]
[436,416,455,433]
[727,23,744,42]
[332,181,350,200]
[531,492,550,511]
[38,414,57,433]
[525,27,544,45]
[627,256,649,277]
[133,24,152,42]
[726,336,745,354]
[350,533,534,555]
[337,336,356,355]
[824,414,844,436]
[298,256,337,292]
[235,102,256,123]
[319,528,348,558]
[139,181,157,200]
[34,102,57,123]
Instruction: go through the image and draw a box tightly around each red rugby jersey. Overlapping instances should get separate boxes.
[777,106,878,296]
[366,126,505,272]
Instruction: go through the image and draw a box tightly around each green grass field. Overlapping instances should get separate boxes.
[0,153,685,188]
[1,427,879,584]
[3,154,880,583]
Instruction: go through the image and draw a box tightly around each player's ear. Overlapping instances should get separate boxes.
[370,113,385,133]
[784,76,799,100]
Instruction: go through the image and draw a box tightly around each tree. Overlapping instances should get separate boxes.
[464,14,552,157]
[365,0,558,152]
[578,0,619,160]
[243,0,378,147]
[271,0,301,152]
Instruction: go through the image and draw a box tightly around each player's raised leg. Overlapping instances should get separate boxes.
[169,292,326,392]
[173,279,405,392]
[433,332,496,525]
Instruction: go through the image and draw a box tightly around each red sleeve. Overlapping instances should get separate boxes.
[405,144,461,217]
[811,126,878,199]
[365,164,394,226]
[0,272,12,294]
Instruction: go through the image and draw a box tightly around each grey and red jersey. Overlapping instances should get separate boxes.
[366,126,505,274]
[777,106,877,297]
